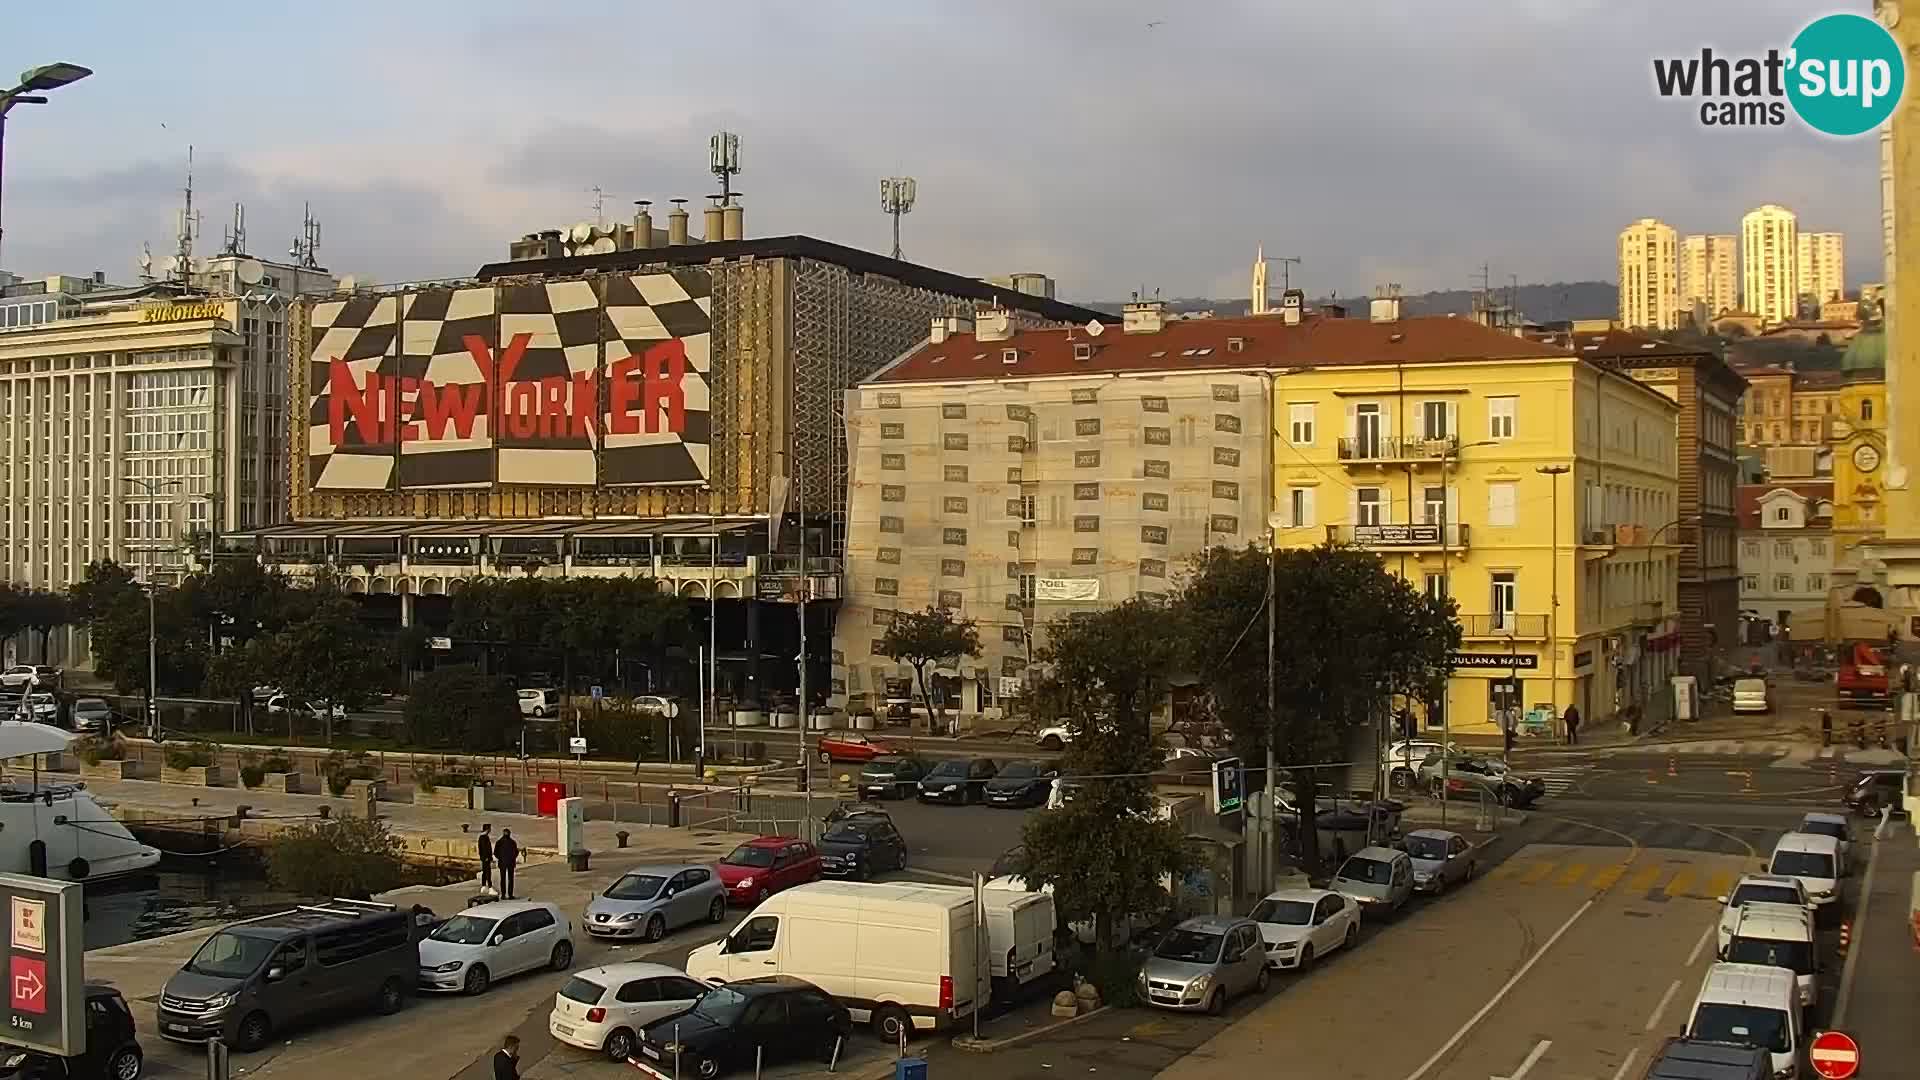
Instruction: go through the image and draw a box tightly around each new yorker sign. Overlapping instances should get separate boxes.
[140,301,225,324]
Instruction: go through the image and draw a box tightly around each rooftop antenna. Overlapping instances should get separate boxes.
[879,176,916,260]
[290,202,322,269]
[1275,254,1302,294]
[221,202,247,257]
[588,186,607,228]
[137,242,154,284]
[173,146,201,284]
[709,131,741,206]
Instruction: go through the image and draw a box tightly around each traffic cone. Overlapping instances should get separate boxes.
[1667,755,1678,778]
[1839,921,1851,954]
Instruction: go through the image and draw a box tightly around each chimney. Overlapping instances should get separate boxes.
[93,269,106,285]
[1121,299,1166,334]
[703,200,725,244]
[975,307,1014,342]
[541,230,565,259]
[667,200,691,245]
[1370,284,1403,323]
[1281,289,1304,326]
[722,202,744,241]
[930,316,949,344]
[632,201,654,250]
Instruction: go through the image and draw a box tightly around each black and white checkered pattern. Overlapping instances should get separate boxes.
[600,270,712,486]
[396,286,496,489]
[307,294,399,490]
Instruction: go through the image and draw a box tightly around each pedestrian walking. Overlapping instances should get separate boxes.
[1562,704,1581,746]
[476,823,494,890]
[495,828,519,900]
[493,1035,520,1080]
[1501,711,1516,760]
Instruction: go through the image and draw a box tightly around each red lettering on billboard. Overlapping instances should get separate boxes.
[641,340,687,434]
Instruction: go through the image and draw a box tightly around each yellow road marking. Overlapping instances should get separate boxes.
[1664,869,1697,898]
[1519,861,1558,885]
[1489,860,1524,880]
[1554,864,1589,888]
[1703,869,1736,900]
[1588,863,1627,891]
[1627,865,1663,892]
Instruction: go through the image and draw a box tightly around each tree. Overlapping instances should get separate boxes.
[1176,544,1458,875]
[403,665,517,750]
[68,561,138,624]
[186,559,299,652]
[252,577,386,746]
[267,816,406,899]
[876,607,980,735]
[16,589,70,664]
[1014,600,1194,997]
[69,563,207,697]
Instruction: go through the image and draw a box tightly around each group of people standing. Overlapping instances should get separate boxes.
[474,823,520,899]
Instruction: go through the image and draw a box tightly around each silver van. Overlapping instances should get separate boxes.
[156,900,420,1051]
[1331,846,1414,919]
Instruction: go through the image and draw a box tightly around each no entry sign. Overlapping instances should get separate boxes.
[1809,1030,1861,1079]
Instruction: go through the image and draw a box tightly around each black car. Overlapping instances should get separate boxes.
[636,977,851,1080]
[917,758,998,805]
[0,984,143,1080]
[1844,768,1908,817]
[816,817,908,879]
[857,757,928,801]
[983,761,1056,808]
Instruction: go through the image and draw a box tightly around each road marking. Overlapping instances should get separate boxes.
[1685,921,1717,967]
[1606,1049,1641,1080]
[1662,869,1696,898]
[1588,863,1627,891]
[1830,822,1884,1028]
[1399,899,1594,1080]
[1490,1039,1552,1080]
[1643,978,1683,1031]
[1627,865,1662,892]
[1553,864,1588,888]
[1703,869,1736,899]
[1489,861,1522,881]
[1519,861,1558,885]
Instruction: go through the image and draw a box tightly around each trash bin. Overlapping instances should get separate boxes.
[894,1058,927,1080]
[536,782,568,816]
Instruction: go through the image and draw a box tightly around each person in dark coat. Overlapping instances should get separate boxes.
[476,824,494,889]
[1562,704,1582,746]
[494,829,519,900]
[493,1035,520,1080]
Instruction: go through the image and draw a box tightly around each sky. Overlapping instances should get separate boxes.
[0,1,1887,305]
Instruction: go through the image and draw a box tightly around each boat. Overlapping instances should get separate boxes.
[0,722,160,882]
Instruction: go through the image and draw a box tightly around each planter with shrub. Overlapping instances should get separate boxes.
[162,742,227,786]
[257,753,303,793]
[411,760,480,808]
[75,737,146,781]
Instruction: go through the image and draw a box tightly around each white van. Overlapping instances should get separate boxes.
[1720,902,1819,1012]
[1766,832,1842,912]
[980,888,1057,996]
[685,881,981,1042]
[1684,963,1801,1078]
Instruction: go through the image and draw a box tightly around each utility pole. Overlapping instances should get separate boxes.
[1538,464,1571,735]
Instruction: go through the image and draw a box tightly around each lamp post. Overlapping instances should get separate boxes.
[127,476,181,742]
[1537,464,1571,739]
[0,63,92,265]
[1432,438,1500,810]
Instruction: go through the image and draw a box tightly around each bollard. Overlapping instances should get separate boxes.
[206,1037,230,1080]
[755,1045,763,1079]
[617,830,630,848]
[668,791,682,828]
[1821,709,1833,747]
[829,1035,843,1073]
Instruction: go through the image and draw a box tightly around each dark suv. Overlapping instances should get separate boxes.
[636,976,851,1079]
[1844,768,1908,817]
[0,985,143,1080]
[157,899,420,1051]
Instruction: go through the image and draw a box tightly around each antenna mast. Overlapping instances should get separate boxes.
[290,203,322,269]
[879,176,916,260]
[222,203,247,257]
[1275,255,1303,294]
[588,186,607,228]
[173,146,201,284]
[709,132,742,206]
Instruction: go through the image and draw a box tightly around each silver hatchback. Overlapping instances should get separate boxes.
[582,864,727,942]
[1137,915,1269,1014]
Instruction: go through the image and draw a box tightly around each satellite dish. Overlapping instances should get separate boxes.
[563,245,578,257]
[161,255,182,275]
[569,222,593,243]
[590,237,616,254]
[337,274,357,292]
[1086,320,1105,337]
[236,258,265,286]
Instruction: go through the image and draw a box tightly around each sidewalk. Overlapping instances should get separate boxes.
[1834,817,1920,1064]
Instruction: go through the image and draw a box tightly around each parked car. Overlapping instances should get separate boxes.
[0,665,59,690]
[1764,833,1841,914]
[157,899,418,1051]
[984,761,1057,808]
[1137,915,1269,1014]
[1731,678,1770,714]
[264,694,345,721]
[1248,888,1359,971]
[1035,724,1073,750]
[856,756,928,801]
[548,962,707,1062]
[816,817,909,879]
[1330,846,1414,919]
[816,733,892,764]
[1715,873,1811,953]
[1402,829,1477,893]
[1383,739,1454,789]
[1683,963,1801,1079]
[1719,902,1819,1012]
[917,758,999,805]
[1418,752,1545,807]
[417,900,574,995]
[1640,1037,1770,1080]
[822,805,895,831]
[634,977,852,1080]
[1796,812,1854,871]
[631,695,678,716]
[716,837,820,905]
[69,697,117,735]
[585,865,727,943]
[0,984,143,1080]
[1843,767,1907,818]
[517,688,560,719]
[17,693,57,724]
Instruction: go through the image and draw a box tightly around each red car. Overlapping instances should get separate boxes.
[816,732,893,763]
[716,836,821,905]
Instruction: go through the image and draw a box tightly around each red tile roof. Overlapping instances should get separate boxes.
[875,313,1572,384]
[1737,482,1835,529]
[1566,328,1709,361]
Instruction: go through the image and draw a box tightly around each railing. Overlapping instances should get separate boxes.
[1328,523,1469,548]
[1632,600,1665,624]
[1456,613,1550,639]
[1336,434,1460,463]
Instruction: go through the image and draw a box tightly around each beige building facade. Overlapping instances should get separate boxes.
[1742,204,1801,326]
[1797,231,1847,308]
[1681,234,1738,320]
[1618,219,1680,330]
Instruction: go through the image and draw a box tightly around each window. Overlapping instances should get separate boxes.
[1421,401,1450,439]
[1488,396,1516,439]
[736,916,779,953]
[1288,403,1315,445]
[1863,399,1874,421]
[1809,538,1826,556]
[1775,540,1794,558]
[1288,487,1315,528]
[1422,485,1447,525]
[1775,573,1794,591]
[1743,540,1761,559]
[1487,481,1517,527]
[1743,574,1760,591]
[1424,573,1448,601]
[1491,572,1517,628]
[1356,487,1384,526]
[1808,573,1826,591]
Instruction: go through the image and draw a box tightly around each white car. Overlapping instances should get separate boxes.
[519,688,560,719]
[1715,873,1811,953]
[1036,724,1073,750]
[418,900,575,995]
[16,693,57,722]
[549,962,707,1062]
[1731,678,1770,714]
[1248,888,1359,971]
[264,693,345,720]
[1796,812,1854,872]
[1383,740,1455,788]
[1766,833,1842,911]
[0,665,59,689]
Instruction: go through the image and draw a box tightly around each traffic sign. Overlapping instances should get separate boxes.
[0,874,82,1056]
[590,685,604,701]
[427,636,452,651]
[569,736,588,755]
[1210,756,1244,815]
[1809,1030,1860,1079]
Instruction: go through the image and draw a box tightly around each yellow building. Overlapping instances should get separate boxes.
[1828,373,1887,584]
[1870,0,1920,593]
[1270,329,1681,735]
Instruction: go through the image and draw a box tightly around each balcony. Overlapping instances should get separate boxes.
[1456,613,1550,640]
[1337,434,1461,466]
[1327,523,1469,550]
[1632,600,1665,625]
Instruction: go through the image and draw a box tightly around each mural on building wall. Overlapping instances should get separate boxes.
[305,270,713,490]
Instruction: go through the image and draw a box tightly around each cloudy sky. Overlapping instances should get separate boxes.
[2,1,1884,303]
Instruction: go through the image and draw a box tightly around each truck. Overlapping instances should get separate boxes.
[1836,638,1890,706]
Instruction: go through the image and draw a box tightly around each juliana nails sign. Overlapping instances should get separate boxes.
[141,301,225,324]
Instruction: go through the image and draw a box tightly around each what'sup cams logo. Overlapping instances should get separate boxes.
[1654,12,1906,136]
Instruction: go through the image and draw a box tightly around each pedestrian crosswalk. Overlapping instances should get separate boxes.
[1487,856,1739,900]
[1531,764,1594,796]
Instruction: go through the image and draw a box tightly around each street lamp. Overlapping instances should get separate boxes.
[127,476,181,742]
[0,62,92,265]
[1537,464,1572,741]
[1431,438,1500,808]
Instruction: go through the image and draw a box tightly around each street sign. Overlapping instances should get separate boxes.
[0,874,83,1056]
[589,685,604,701]
[1210,756,1244,815]
[1809,1030,1860,1079]
[427,636,452,651]
[569,736,588,755]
